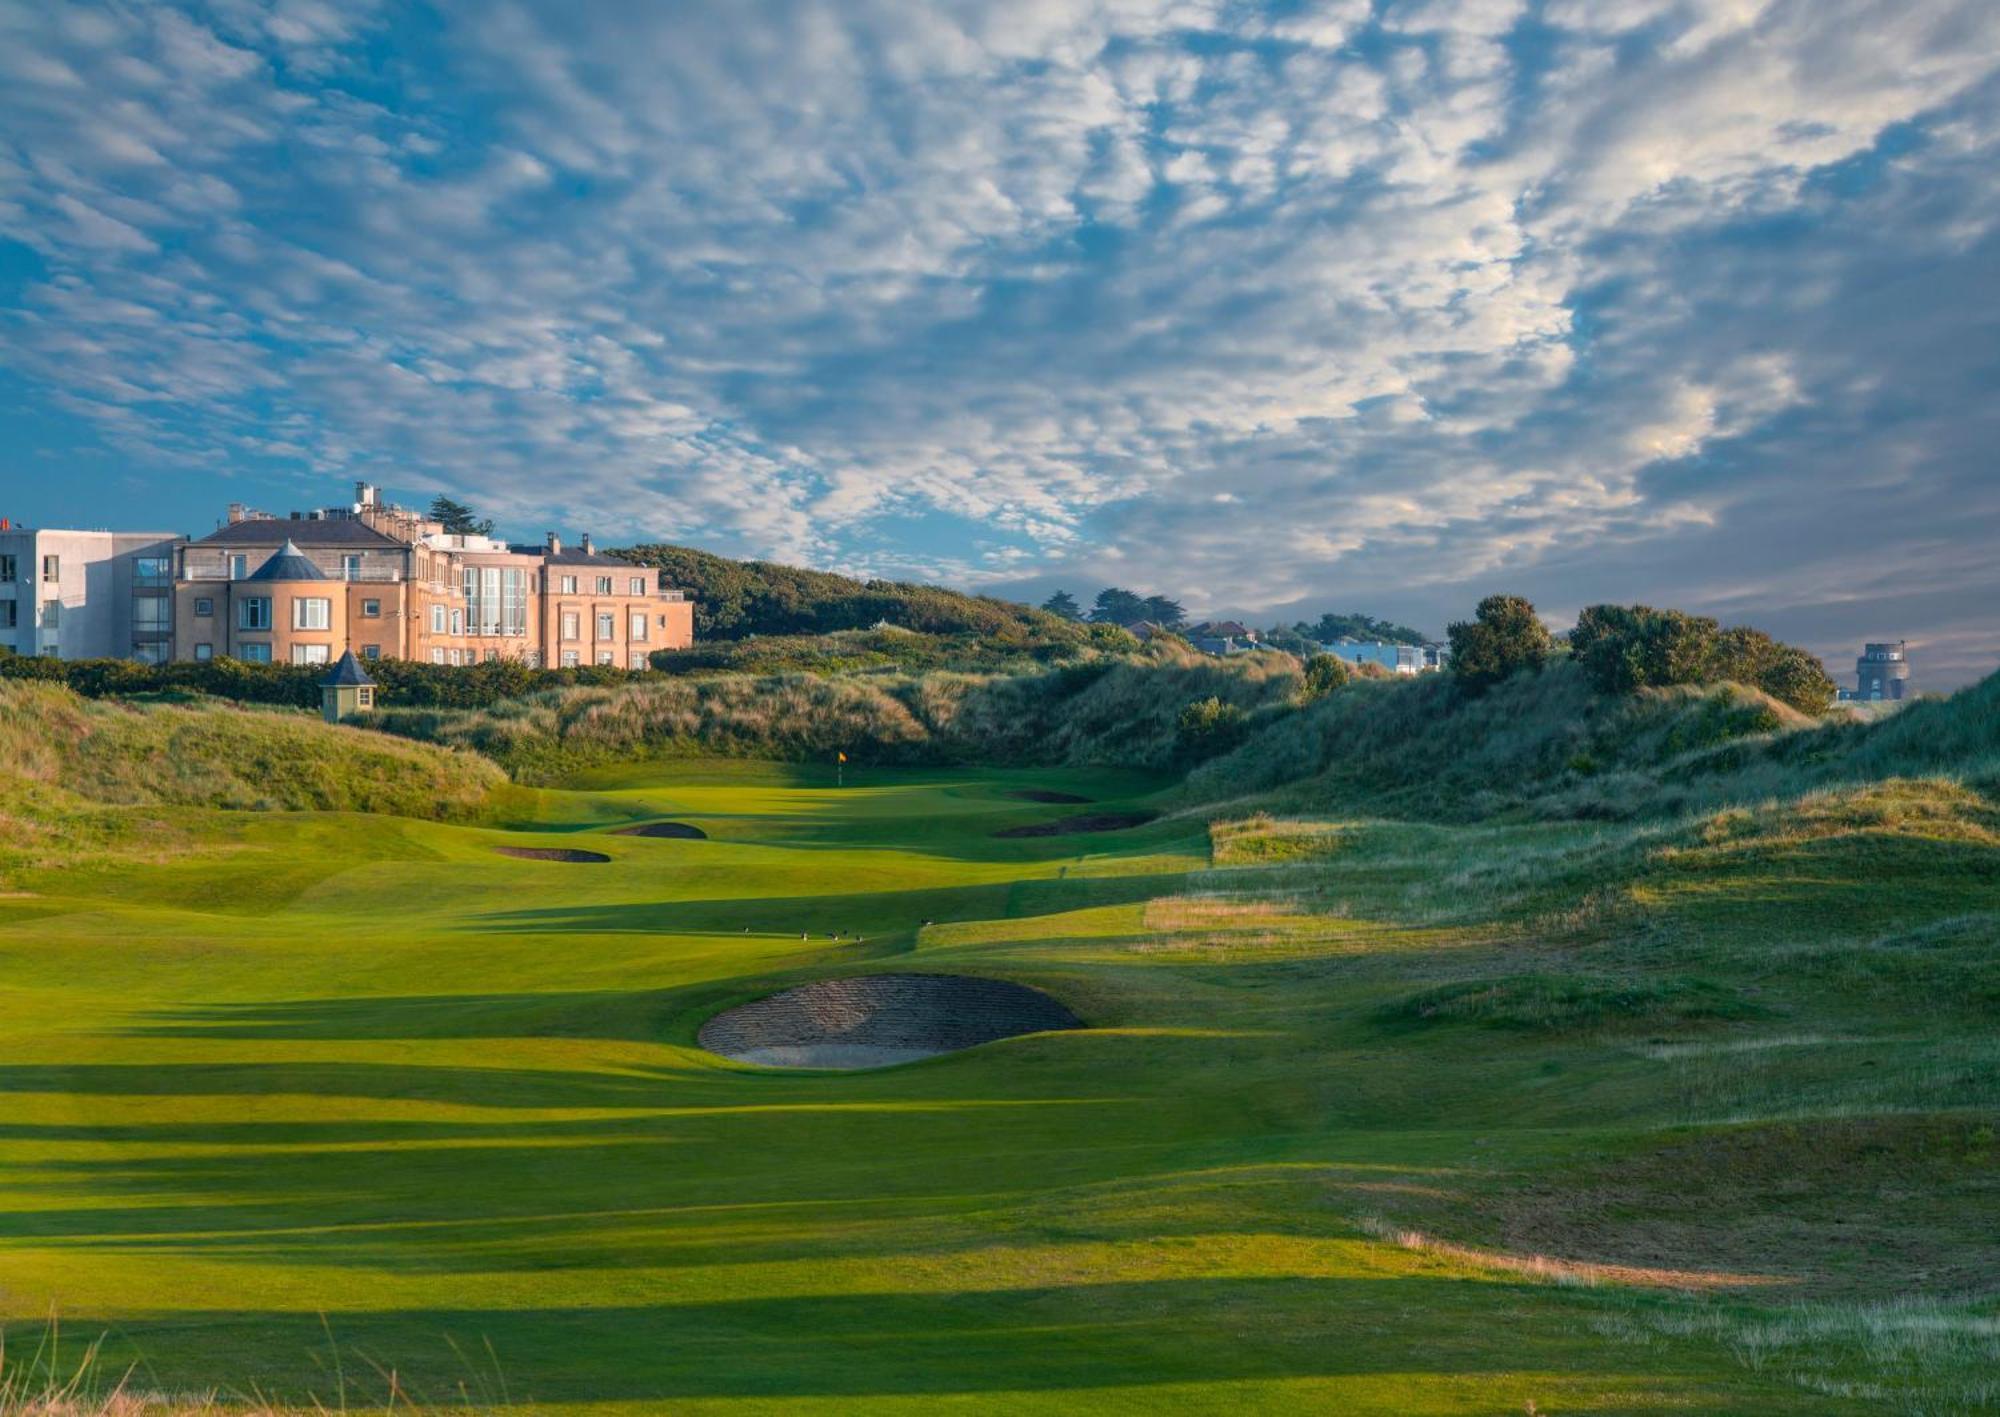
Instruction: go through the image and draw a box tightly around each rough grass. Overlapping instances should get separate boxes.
[0,682,502,885]
[1382,973,1760,1032]
[366,641,1304,781]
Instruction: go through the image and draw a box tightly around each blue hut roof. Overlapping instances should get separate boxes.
[321,649,375,688]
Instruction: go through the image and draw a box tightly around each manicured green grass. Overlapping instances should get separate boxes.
[0,759,1993,1413]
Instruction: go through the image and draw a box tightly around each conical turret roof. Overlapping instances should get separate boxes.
[245,539,328,582]
[321,649,375,687]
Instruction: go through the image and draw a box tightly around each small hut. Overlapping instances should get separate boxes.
[320,649,377,723]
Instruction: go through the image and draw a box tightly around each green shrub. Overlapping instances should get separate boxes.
[1300,653,1351,701]
[1447,595,1552,694]
[1176,696,1250,759]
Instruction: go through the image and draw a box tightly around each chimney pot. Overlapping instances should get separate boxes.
[546,531,561,555]
[580,533,594,554]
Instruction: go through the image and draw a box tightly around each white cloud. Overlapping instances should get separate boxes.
[0,0,1996,679]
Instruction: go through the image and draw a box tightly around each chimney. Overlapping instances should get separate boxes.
[227,503,246,524]
[546,532,561,555]
[355,481,376,508]
[580,533,594,555]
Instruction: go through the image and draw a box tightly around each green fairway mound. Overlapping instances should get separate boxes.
[699,973,1083,1069]
[995,811,1156,838]
[494,845,612,863]
[610,820,708,839]
[1007,789,1094,804]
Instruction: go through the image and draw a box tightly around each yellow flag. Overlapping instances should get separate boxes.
[838,751,847,763]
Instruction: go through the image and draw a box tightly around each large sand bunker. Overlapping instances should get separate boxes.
[610,821,708,839]
[994,811,1156,838]
[494,846,612,863]
[700,973,1083,1069]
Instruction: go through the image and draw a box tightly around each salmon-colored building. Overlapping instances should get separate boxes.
[171,484,694,668]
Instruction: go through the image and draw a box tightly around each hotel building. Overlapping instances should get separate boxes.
[167,484,694,668]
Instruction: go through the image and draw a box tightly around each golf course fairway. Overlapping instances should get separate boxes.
[0,759,1992,1413]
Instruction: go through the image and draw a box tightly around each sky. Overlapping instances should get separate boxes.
[1,1,1997,686]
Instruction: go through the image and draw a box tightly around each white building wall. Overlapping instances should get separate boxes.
[0,529,184,660]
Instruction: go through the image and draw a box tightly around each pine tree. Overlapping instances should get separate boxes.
[1040,590,1082,620]
[429,495,496,537]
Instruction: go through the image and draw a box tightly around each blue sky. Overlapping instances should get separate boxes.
[2,0,1997,684]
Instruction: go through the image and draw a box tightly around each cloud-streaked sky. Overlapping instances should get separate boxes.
[2,1,1997,684]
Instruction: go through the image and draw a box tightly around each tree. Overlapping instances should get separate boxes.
[1758,645,1837,715]
[1571,604,1719,695]
[1040,590,1082,621]
[1308,611,1428,646]
[1573,604,1835,714]
[1447,594,1552,694]
[1091,587,1152,625]
[1301,653,1351,701]
[1141,594,1187,630]
[430,495,495,537]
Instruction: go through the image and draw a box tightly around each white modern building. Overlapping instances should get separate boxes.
[0,524,186,662]
[1320,639,1450,674]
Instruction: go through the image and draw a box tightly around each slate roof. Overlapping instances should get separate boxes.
[321,649,376,688]
[196,518,402,548]
[243,539,329,582]
[546,548,634,567]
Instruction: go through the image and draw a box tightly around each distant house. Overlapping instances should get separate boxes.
[1121,620,1168,643]
[1186,621,1259,656]
[1321,638,1449,675]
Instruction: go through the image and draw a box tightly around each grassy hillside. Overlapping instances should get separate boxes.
[0,681,503,885]
[613,542,1094,646]
[367,642,1306,780]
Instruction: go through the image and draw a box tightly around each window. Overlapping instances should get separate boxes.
[291,643,330,665]
[463,566,527,636]
[357,685,375,709]
[430,604,446,634]
[135,556,171,587]
[450,608,463,635]
[0,555,14,582]
[361,644,381,660]
[42,555,61,582]
[239,642,272,664]
[595,611,615,639]
[193,642,213,661]
[560,650,579,668]
[561,611,579,641]
[431,648,445,664]
[133,597,171,631]
[560,575,577,594]
[628,576,646,596]
[293,597,331,630]
[194,596,214,617]
[133,642,168,664]
[629,652,648,670]
[42,600,60,628]
[523,651,540,669]
[342,554,362,581]
[0,602,14,628]
[595,576,613,595]
[629,611,648,642]
[239,597,272,630]
[596,650,614,665]
[362,599,381,618]
[229,554,247,580]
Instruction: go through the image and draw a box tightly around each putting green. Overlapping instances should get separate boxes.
[0,760,1961,1413]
